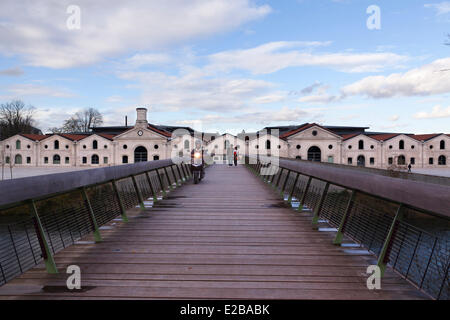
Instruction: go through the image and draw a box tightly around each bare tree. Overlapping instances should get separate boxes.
[0,100,38,139]
[58,108,103,133]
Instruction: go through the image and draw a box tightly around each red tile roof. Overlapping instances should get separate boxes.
[58,133,90,141]
[19,133,48,141]
[148,124,171,137]
[408,134,440,142]
[368,133,400,141]
[340,133,360,141]
[97,133,116,140]
[280,123,338,139]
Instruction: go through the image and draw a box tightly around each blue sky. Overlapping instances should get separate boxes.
[0,0,449,135]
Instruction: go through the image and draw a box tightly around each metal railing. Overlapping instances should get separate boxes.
[0,160,192,286]
[246,156,449,300]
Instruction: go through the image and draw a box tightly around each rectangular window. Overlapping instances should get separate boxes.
[122,155,128,164]
[347,157,352,165]
[328,156,334,163]
[44,157,48,164]
[65,157,70,164]
[388,157,393,165]
[410,157,415,165]
[26,157,31,164]
[104,157,108,164]
[370,157,375,165]
[82,157,87,164]
[429,157,433,165]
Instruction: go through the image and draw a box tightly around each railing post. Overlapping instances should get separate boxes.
[163,166,174,190]
[280,169,291,197]
[170,165,180,187]
[275,167,284,189]
[311,182,330,227]
[80,187,102,242]
[112,180,128,222]
[437,262,449,300]
[131,175,146,211]
[333,190,356,245]
[298,176,312,211]
[145,171,158,202]
[156,169,167,197]
[377,204,404,277]
[185,163,192,177]
[287,172,299,203]
[420,237,438,289]
[176,164,185,183]
[28,200,58,274]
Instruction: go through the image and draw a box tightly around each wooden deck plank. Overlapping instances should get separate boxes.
[0,164,429,300]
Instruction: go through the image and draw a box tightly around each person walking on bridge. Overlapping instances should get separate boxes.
[233,146,239,166]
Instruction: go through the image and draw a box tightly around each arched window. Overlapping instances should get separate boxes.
[358,140,364,150]
[15,154,22,164]
[184,140,190,150]
[440,140,445,150]
[54,140,59,150]
[53,154,60,164]
[134,146,148,162]
[16,140,21,149]
[438,155,446,165]
[266,139,271,150]
[398,155,406,165]
[153,155,160,160]
[307,146,321,162]
[224,140,230,149]
[5,156,10,164]
[211,136,215,141]
[91,154,99,164]
[399,140,404,150]
[245,136,249,142]
[93,140,98,149]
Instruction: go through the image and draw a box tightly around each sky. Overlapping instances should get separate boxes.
[0,0,449,135]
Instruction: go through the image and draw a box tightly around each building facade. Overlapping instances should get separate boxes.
[0,108,449,169]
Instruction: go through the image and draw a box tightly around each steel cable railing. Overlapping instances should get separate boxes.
[246,156,449,300]
[0,161,191,287]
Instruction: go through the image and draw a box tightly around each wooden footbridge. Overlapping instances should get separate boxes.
[0,158,448,300]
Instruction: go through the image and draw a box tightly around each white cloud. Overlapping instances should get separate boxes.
[175,106,311,125]
[413,105,450,119]
[389,115,400,121]
[4,84,75,98]
[207,41,408,74]
[0,0,271,68]
[425,2,450,15]
[0,67,24,76]
[125,53,172,68]
[341,58,450,98]
[118,69,276,112]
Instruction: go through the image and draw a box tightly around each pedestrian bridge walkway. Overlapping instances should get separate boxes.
[0,161,442,300]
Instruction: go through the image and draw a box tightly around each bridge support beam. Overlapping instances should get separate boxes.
[28,200,58,274]
[287,172,300,204]
[311,182,330,228]
[145,172,158,203]
[377,204,404,277]
[170,166,181,187]
[80,187,103,242]
[333,190,356,245]
[156,169,167,198]
[298,176,312,212]
[131,175,146,211]
[112,180,128,222]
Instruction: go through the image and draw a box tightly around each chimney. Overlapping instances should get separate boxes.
[135,107,148,127]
